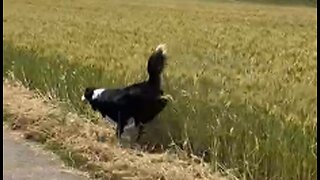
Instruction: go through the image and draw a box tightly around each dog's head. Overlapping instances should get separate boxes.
[81,87,96,102]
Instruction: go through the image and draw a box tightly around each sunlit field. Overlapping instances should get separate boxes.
[3,0,317,179]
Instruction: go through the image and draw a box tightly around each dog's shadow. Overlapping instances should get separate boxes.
[117,118,171,154]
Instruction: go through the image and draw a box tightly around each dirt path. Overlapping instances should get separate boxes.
[3,127,88,180]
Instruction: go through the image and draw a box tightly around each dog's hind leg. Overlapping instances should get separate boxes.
[116,112,125,140]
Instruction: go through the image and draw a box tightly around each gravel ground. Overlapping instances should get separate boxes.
[3,127,88,180]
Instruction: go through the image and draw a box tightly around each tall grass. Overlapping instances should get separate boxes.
[200,0,317,7]
[3,40,317,179]
[3,0,317,179]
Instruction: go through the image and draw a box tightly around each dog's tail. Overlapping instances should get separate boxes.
[147,44,167,86]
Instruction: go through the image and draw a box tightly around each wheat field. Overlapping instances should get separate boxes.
[3,0,317,179]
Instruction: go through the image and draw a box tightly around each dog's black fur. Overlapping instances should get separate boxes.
[82,44,169,141]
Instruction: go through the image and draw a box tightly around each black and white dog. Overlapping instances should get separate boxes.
[81,44,172,142]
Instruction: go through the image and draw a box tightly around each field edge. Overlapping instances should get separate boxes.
[3,80,230,180]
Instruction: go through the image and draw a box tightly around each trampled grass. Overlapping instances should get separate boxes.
[3,0,317,179]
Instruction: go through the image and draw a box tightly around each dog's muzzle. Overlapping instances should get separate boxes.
[81,95,86,102]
